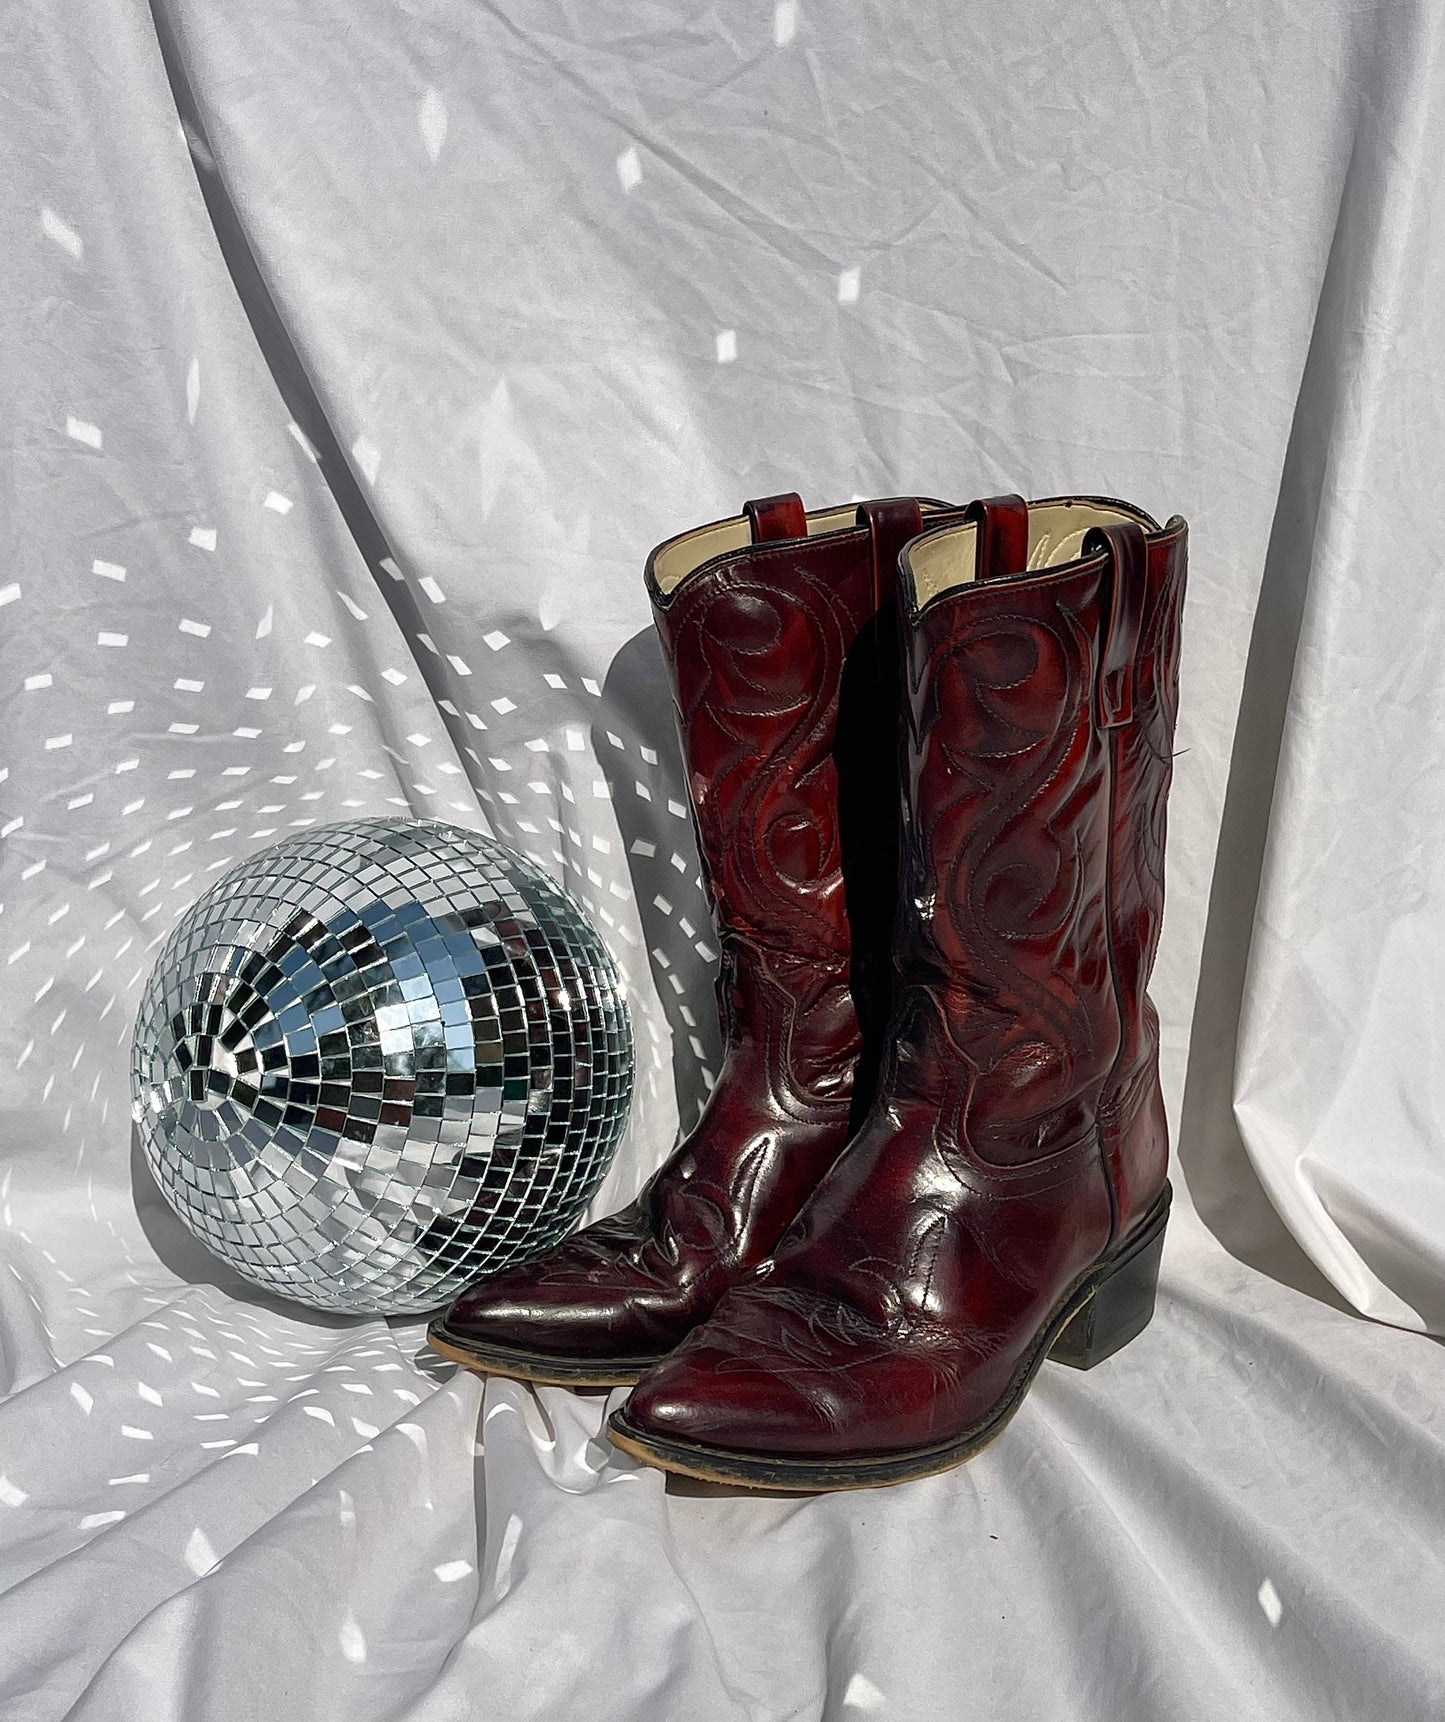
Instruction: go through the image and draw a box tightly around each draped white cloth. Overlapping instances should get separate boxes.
[2,1,1442,1716]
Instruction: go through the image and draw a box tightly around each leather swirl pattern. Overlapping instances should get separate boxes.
[624,527,1188,1462]
[445,522,906,1367]
[667,574,850,967]
[898,579,1120,1168]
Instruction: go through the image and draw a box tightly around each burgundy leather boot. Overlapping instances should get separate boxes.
[610,497,1187,1486]
[428,490,1026,1385]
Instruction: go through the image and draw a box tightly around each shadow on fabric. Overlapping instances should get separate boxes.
[1175,171,1362,1320]
[145,0,495,818]
[130,1124,367,1329]
[595,628,720,1142]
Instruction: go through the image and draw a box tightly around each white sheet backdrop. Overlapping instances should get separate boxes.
[3,1,1444,1717]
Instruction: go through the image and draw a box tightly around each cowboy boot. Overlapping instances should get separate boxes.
[610,496,1187,1486]
[428,490,1031,1385]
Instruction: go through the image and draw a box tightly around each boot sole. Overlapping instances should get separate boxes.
[606,1184,1171,1492]
[425,1317,666,1389]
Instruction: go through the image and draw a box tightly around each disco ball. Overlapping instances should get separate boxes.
[130,818,633,1314]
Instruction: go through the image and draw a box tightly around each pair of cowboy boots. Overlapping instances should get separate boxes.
[428,487,1187,1491]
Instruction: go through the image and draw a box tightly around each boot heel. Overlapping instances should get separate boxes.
[1049,1197,1168,1371]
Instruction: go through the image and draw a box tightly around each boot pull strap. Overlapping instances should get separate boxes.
[744,492,808,542]
[963,493,1030,581]
[1083,521,1146,728]
[856,497,925,610]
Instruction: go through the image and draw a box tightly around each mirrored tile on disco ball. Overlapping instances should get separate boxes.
[131,818,633,1314]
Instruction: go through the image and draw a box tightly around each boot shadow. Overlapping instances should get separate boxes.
[593,628,721,1140]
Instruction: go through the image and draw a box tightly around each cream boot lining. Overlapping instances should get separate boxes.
[907,498,1159,607]
[652,496,1161,603]
[652,502,943,597]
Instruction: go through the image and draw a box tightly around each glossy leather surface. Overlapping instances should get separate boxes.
[444,493,990,1364]
[1093,519,1187,1237]
[623,509,1188,1458]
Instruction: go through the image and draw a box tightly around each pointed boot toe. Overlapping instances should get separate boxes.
[427,1254,677,1387]
[612,1331,826,1456]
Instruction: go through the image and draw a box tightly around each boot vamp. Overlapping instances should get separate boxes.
[624,1105,1113,1458]
[446,1201,695,1357]
[444,1046,853,1360]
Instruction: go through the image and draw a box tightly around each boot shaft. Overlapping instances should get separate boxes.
[644,493,1033,968]
[645,494,955,1102]
[648,496,913,965]
[895,500,1186,1210]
